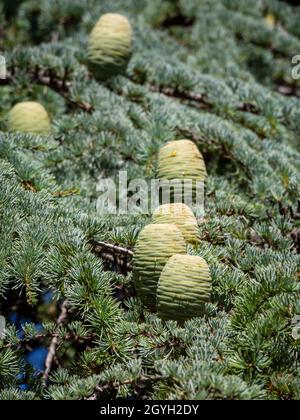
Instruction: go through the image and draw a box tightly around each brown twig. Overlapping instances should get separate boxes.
[1,70,94,113]
[128,77,260,114]
[149,84,213,110]
[43,300,69,386]
[291,228,300,254]
[1,331,95,350]
[35,74,94,113]
[92,241,133,256]
[276,83,300,98]
[90,241,133,274]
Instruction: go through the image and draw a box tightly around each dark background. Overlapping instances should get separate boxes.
[3,0,300,20]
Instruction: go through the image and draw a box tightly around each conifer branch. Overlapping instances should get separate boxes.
[92,241,133,256]
[1,0,300,401]
[35,73,94,113]
[148,84,213,110]
[1,70,94,113]
[43,300,69,386]
[128,78,261,115]
[86,375,166,400]
[90,241,133,274]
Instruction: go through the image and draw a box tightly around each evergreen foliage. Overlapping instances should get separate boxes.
[0,0,299,400]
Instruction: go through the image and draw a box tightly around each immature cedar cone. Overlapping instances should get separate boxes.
[157,140,207,204]
[158,139,207,181]
[152,203,199,245]
[157,254,212,322]
[8,101,51,135]
[133,224,186,310]
[87,13,133,79]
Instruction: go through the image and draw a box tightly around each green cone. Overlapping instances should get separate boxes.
[8,101,51,135]
[133,224,186,310]
[157,254,212,322]
[152,203,199,245]
[158,139,207,181]
[87,13,133,79]
[157,139,207,204]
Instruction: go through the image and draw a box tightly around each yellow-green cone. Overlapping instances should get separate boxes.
[158,139,207,181]
[87,13,132,79]
[133,224,186,310]
[152,203,199,245]
[157,139,207,203]
[8,101,51,135]
[157,254,212,322]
